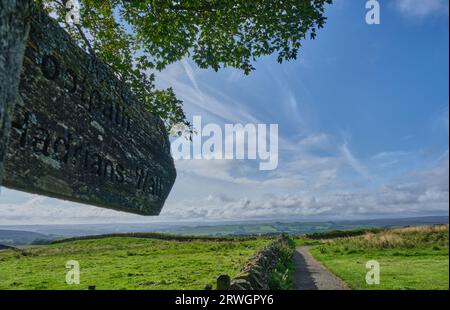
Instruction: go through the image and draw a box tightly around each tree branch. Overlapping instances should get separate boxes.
[52,0,96,56]
[75,24,96,56]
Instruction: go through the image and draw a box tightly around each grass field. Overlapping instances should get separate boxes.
[309,225,449,290]
[1,226,448,290]
[0,236,273,290]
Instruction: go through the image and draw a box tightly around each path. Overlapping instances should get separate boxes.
[293,246,350,290]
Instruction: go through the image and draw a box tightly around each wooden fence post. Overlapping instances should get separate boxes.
[217,274,231,290]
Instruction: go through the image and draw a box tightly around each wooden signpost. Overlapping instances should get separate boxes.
[0,3,176,216]
[0,0,32,185]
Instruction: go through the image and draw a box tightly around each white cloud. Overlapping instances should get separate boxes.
[0,191,148,225]
[395,0,449,17]
[1,150,447,224]
[162,151,449,220]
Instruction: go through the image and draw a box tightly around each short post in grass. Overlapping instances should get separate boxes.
[217,275,231,290]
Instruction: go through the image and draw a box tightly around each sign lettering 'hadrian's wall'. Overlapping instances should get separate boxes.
[2,7,177,215]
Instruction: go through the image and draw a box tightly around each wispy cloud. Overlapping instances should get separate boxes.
[340,142,371,179]
[157,60,261,125]
[395,0,449,17]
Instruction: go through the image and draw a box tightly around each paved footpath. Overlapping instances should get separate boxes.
[293,246,350,290]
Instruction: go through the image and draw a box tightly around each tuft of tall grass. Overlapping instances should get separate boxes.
[393,225,449,234]
[321,225,449,250]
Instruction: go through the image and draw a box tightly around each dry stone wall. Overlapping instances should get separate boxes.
[229,235,291,290]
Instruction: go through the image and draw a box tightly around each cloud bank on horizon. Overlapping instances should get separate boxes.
[0,0,448,224]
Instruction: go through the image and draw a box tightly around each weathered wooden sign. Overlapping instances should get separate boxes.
[0,0,32,185]
[0,5,176,215]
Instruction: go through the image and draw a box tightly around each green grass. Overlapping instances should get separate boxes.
[292,236,320,247]
[309,225,449,290]
[0,236,273,290]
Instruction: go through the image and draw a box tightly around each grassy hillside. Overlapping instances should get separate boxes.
[309,225,449,290]
[0,236,273,290]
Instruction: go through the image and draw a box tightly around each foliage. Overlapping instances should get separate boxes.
[268,235,296,290]
[34,0,332,132]
[304,228,382,240]
[30,238,53,245]
[51,231,266,244]
[0,236,273,290]
[292,235,320,247]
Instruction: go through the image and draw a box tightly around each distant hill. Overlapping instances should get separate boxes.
[0,216,447,241]
[0,230,55,246]
[159,216,450,236]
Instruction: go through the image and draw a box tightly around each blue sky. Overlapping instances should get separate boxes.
[0,0,448,224]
